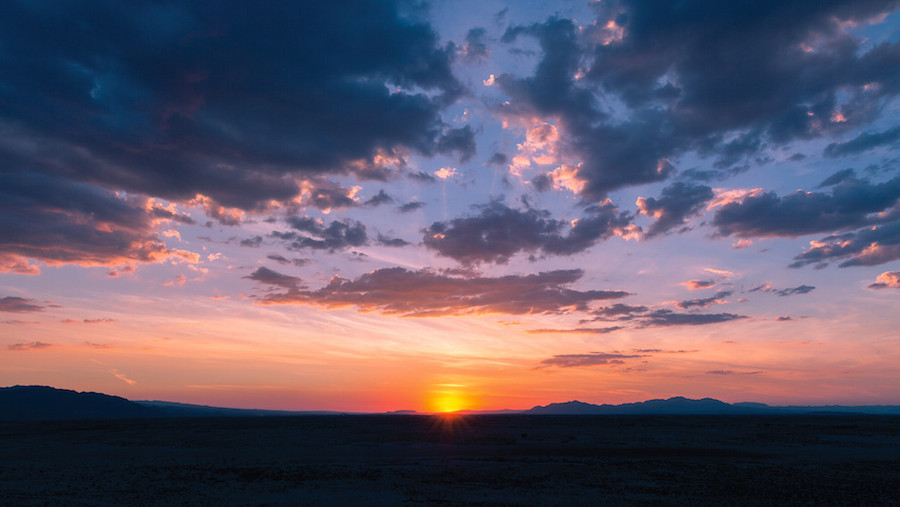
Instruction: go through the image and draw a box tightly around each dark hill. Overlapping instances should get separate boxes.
[527,396,778,415]
[0,385,159,421]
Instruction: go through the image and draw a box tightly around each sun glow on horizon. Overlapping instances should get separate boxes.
[428,390,474,413]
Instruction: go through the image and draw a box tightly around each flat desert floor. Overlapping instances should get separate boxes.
[1,414,898,505]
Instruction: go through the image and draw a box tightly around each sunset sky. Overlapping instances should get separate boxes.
[2,0,900,412]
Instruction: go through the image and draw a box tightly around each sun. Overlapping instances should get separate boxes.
[428,392,471,414]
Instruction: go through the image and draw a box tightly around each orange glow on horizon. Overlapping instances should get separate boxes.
[428,390,474,413]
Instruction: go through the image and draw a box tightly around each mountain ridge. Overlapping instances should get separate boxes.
[3,386,900,420]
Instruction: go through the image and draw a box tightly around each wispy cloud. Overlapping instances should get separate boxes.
[8,341,53,351]
[0,296,46,313]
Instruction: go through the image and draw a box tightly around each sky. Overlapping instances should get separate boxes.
[2,0,900,412]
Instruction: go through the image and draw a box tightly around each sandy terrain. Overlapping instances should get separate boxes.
[1,414,898,505]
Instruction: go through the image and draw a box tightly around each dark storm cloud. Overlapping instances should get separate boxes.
[253,268,629,317]
[540,351,645,368]
[423,201,628,265]
[279,216,369,252]
[636,182,714,238]
[712,174,900,238]
[824,126,900,157]
[0,0,465,257]
[676,290,733,309]
[790,218,900,268]
[495,1,900,200]
[0,296,46,313]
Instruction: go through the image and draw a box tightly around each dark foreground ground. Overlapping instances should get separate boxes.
[1,415,898,505]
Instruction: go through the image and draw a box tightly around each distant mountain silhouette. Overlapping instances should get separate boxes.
[4,386,899,419]
[526,397,900,415]
[528,397,782,415]
[0,385,159,420]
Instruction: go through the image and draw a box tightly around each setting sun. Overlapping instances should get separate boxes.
[428,391,472,413]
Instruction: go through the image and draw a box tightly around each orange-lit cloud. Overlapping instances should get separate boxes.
[869,271,900,289]
[681,279,715,290]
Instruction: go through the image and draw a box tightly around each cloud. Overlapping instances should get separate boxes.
[244,266,304,292]
[712,174,900,238]
[638,310,747,327]
[775,285,815,297]
[397,201,426,213]
[458,27,490,62]
[276,216,368,252]
[0,296,46,313]
[540,351,646,368]
[493,1,900,200]
[61,318,118,324]
[0,1,469,268]
[747,283,816,296]
[423,201,628,265]
[7,341,53,351]
[636,182,714,237]
[0,254,41,275]
[790,219,900,267]
[681,279,715,290]
[676,290,733,309]
[407,171,437,183]
[111,369,137,386]
[571,302,746,328]
[364,190,394,207]
[869,271,900,289]
[486,152,508,166]
[374,234,410,247]
[0,171,199,267]
[252,267,629,317]
[590,303,650,318]
[266,254,291,265]
[776,316,794,321]
[239,236,263,248]
[0,1,464,207]
[824,126,900,157]
[527,327,623,335]
[299,179,360,212]
[435,126,477,162]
